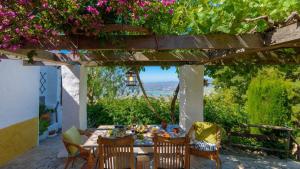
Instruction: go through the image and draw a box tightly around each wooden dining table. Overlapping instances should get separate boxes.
[83,124,186,154]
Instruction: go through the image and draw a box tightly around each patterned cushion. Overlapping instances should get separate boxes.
[194,141,217,151]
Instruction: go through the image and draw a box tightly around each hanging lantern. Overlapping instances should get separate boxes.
[126,70,137,86]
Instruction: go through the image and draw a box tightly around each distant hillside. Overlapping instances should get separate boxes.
[143,81,214,97]
[144,81,178,97]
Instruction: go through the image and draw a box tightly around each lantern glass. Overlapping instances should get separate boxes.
[126,71,137,86]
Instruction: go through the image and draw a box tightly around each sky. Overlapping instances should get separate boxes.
[140,66,212,83]
[140,66,179,83]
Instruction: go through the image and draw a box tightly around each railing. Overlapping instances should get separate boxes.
[228,124,293,158]
[291,136,300,160]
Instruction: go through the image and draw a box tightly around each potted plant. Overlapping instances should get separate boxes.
[39,104,56,140]
[39,119,49,141]
[39,104,54,122]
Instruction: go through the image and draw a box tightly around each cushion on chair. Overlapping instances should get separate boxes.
[194,122,218,144]
[62,126,82,155]
[194,141,217,151]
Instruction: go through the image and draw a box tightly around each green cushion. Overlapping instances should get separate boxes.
[194,122,219,144]
[62,126,81,155]
[296,137,300,144]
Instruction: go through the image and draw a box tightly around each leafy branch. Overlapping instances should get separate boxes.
[134,67,162,121]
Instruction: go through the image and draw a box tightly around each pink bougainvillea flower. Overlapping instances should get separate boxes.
[0,43,9,49]
[28,38,38,44]
[23,25,29,31]
[15,28,20,33]
[3,35,11,43]
[29,15,35,20]
[138,1,146,8]
[10,44,20,51]
[7,11,17,18]
[106,7,112,13]
[51,30,59,36]
[0,0,176,50]
[2,19,10,26]
[74,20,80,26]
[18,0,29,5]
[42,2,49,8]
[118,0,127,5]
[34,24,43,31]
[97,0,108,7]
[162,0,175,6]
[86,6,99,15]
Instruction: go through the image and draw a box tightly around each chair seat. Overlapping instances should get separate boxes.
[194,141,217,152]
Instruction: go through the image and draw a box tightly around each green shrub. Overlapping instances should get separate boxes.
[87,97,179,128]
[204,91,247,132]
[246,68,291,128]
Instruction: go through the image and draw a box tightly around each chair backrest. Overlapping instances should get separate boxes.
[193,122,221,145]
[97,136,135,169]
[153,135,190,169]
[62,126,81,156]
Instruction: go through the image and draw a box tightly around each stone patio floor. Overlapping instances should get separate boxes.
[1,135,300,169]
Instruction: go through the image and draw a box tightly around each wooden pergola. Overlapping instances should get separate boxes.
[1,14,300,140]
[1,18,300,66]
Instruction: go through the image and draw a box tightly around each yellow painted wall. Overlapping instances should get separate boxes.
[0,118,38,166]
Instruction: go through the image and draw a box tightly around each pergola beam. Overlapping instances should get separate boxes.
[89,51,207,62]
[2,22,300,65]
[20,22,300,51]
[23,34,265,50]
[206,50,300,65]
[85,61,199,66]
[266,22,300,46]
[85,50,300,66]
[3,47,300,66]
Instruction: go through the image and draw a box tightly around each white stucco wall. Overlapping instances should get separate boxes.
[61,65,87,131]
[40,66,60,107]
[0,60,40,128]
[39,66,62,129]
[179,65,204,131]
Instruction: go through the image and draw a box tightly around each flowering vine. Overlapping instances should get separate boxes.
[0,0,175,50]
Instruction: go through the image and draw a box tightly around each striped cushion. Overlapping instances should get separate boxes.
[194,141,217,151]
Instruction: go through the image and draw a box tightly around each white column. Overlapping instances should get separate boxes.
[179,65,204,131]
[61,65,87,131]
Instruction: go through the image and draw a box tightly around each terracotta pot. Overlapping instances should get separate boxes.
[40,113,51,122]
[173,127,179,134]
[49,130,56,135]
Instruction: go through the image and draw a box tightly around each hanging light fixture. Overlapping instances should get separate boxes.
[126,70,137,86]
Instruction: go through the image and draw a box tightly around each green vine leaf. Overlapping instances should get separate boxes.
[26,50,37,64]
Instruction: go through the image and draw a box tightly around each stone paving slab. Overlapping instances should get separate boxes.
[1,135,300,169]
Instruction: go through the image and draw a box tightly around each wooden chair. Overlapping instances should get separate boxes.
[62,126,94,169]
[153,135,190,169]
[97,135,135,169]
[187,122,221,169]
